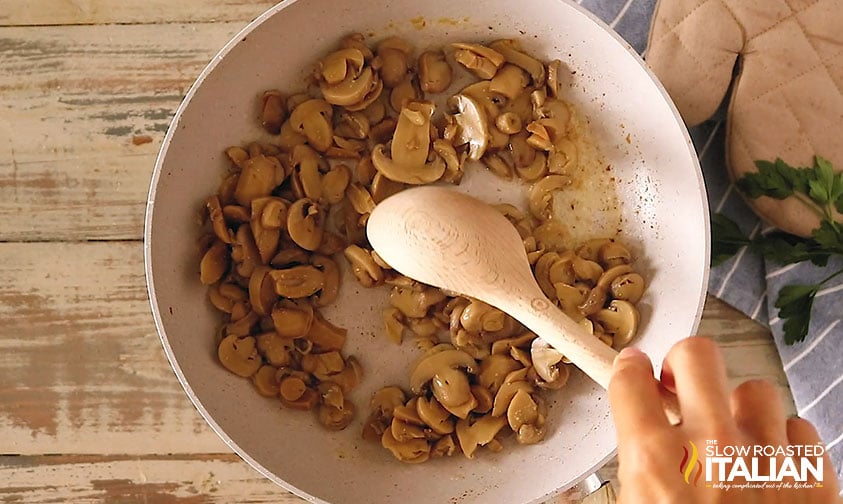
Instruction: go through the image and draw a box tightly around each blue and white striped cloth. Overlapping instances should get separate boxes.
[577,0,843,489]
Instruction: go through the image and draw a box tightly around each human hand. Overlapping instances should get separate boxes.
[608,337,839,503]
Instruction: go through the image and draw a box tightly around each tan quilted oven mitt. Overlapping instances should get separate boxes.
[647,0,843,237]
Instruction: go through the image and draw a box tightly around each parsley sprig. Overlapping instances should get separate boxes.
[712,156,843,344]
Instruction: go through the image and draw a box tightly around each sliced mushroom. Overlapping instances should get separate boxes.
[554,283,586,320]
[200,241,229,285]
[344,77,384,112]
[578,264,634,316]
[247,266,277,316]
[418,50,453,93]
[507,388,538,432]
[271,299,314,338]
[431,434,457,458]
[595,300,640,348]
[528,174,571,220]
[433,139,464,184]
[230,224,262,278]
[278,119,308,151]
[611,272,646,304]
[491,369,534,417]
[287,198,324,251]
[572,256,603,285]
[489,64,530,100]
[218,334,262,377]
[455,415,508,459]
[252,365,279,397]
[372,101,445,184]
[269,265,324,298]
[261,90,287,134]
[489,332,534,355]
[598,240,633,268]
[459,300,506,334]
[495,111,523,135]
[448,94,489,161]
[234,155,279,206]
[207,282,246,313]
[391,416,426,442]
[256,331,294,367]
[477,353,522,394]
[452,42,505,79]
[329,356,362,393]
[389,286,447,318]
[489,39,545,86]
[431,367,477,418]
[547,138,577,175]
[370,172,405,203]
[319,48,366,84]
[306,311,348,352]
[389,75,421,112]
[250,198,282,264]
[381,427,430,464]
[207,195,233,244]
[318,398,355,431]
[345,245,384,287]
[291,144,324,201]
[416,396,455,436]
[370,386,407,418]
[383,307,406,344]
[301,350,346,381]
[530,337,568,385]
[288,99,334,152]
[546,59,562,98]
[309,255,340,307]
[410,347,477,394]
[374,46,410,88]
[280,379,319,410]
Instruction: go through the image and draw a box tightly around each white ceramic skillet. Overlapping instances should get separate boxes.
[144,0,710,502]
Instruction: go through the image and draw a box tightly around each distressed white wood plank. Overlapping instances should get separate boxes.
[0,241,228,454]
[0,0,276,26]
[0,22,247,241]
[0,454,301,503]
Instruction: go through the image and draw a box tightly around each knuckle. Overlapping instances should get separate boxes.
[732,378,777,401]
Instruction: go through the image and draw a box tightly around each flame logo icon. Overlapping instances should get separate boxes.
[679,441,703,486]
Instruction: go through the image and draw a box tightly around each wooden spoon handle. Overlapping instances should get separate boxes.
[505,291,682,425]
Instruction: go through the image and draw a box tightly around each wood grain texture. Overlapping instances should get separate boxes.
[0,241,227,455]
[0,454,297,503]
[0,22,248,241]
[0,0,277,26]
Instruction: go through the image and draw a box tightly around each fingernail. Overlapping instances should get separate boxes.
[614,347,645,367]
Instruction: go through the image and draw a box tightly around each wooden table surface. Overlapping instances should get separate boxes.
[0,1,794,502]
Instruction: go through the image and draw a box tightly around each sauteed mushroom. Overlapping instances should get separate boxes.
[287,198,324,251]
[288,99,334,152]
[218,334,262,378]
[596,300,640,347]
[452,42,505,79]
[418,50,453,93]
[372,101,445,184]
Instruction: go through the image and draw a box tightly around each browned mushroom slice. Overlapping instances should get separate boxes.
[200,241,229,285]
[287,198,325,251]
[309,255,340,307]
[452,42,505,79]
[383,307,406,344]
[389,285,446,319]
[329,356,362,392]
[477,353,522,394]
[290,144,324,201]
[251,365,279,397]
[418,49,453,93]
[218,334,262,377]
[271,299,314,339]
[319,48,365,85]
[372,101,445,184]
[409,347,477,395]
[455,415,508,459]
[269,265,324,298]
[207,195,233,244]
[256,331,294,367]
[261,90,287,134]
[233,155,279,206]
[374,45,410,88]
[322,66,378,108]
[578,264,634,316]
[528,174,572,220]
[288,99,334,152]
[248,266,277,316]
[301,350,346,381]
[448,94,489,162]
[389,74,421,112]
[489,64,530,100]
[344,245,384,287]
[381,428,431,464]
[416,396,455,435]
[318,399,355,431]
[595,300,640,348]
[489,39,546,86]
[306,311,347,352]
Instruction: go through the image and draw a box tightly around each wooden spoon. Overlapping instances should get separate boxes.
[367,186,681,422]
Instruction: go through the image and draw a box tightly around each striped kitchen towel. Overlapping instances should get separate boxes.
[577,0,843,489]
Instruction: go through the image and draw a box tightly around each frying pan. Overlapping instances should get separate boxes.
[144,0,710,502]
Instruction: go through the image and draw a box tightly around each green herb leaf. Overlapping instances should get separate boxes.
[811,220,843,255]
[738,160,795,199]
[774,284,819,344]
[711,213,750,266]
[751,232,832,267]
[808,156,835,204]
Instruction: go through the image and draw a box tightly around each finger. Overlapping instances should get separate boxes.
[661,337,732,432]
[730,379,787,444]
[786,417,840,495]
[609,347,671,444]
